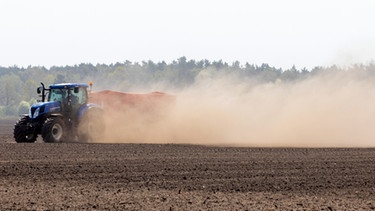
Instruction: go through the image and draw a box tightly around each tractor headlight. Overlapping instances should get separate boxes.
[33,107,40,118]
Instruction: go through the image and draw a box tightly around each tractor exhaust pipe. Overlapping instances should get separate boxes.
[37,82,49,102]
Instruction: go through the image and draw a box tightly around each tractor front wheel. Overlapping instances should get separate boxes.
[13,116,37,143]
[41,117,66,143]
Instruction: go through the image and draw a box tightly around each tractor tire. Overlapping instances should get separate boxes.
[13,116,37,143]
[78,109,104,142]
[41,117,67,143]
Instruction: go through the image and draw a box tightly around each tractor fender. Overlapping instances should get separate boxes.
[77,103,102,121]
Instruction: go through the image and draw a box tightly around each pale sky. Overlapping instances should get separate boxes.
[1,0,374,70]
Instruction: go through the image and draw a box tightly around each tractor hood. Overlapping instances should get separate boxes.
[29,101,61,119]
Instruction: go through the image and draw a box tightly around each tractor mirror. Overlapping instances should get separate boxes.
[37,87,42,94]
[74,87,79,93]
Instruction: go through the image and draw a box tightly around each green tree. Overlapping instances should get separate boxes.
[18,101,30,115]
[23,79,39,102]
[0,74,23,106]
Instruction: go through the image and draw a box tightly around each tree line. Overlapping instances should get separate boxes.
[1,56,375,117]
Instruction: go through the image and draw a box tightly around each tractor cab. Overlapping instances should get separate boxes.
[31,83,89,120]
[47,84,88,113]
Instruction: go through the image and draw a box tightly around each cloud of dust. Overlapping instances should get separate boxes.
[95,68,375,147]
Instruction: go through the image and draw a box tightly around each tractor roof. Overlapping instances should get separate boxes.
[49,83,89,89]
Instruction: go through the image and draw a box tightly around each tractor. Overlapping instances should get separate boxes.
[13,82,104,143]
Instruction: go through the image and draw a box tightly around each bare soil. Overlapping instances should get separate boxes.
[1,119,375,210]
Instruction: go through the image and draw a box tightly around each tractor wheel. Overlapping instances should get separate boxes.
[41,117,66,143]
[78,109,104,142]
[13,116,37,143]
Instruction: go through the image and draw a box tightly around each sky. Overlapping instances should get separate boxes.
[1,0,375,70]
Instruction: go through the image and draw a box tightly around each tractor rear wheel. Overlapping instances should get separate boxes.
[41,117,67,143]
[13,116,37,143]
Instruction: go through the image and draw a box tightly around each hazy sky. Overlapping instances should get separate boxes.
[1,0,374,69]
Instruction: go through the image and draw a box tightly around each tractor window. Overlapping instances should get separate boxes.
[49,89,67,103]
[71,87,87,105]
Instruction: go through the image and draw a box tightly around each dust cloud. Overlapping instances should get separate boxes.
[95,69,375,147]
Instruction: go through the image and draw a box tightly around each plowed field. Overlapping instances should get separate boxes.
[1,119,375,210]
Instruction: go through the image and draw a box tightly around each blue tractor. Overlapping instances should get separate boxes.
[14,82,104,143]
